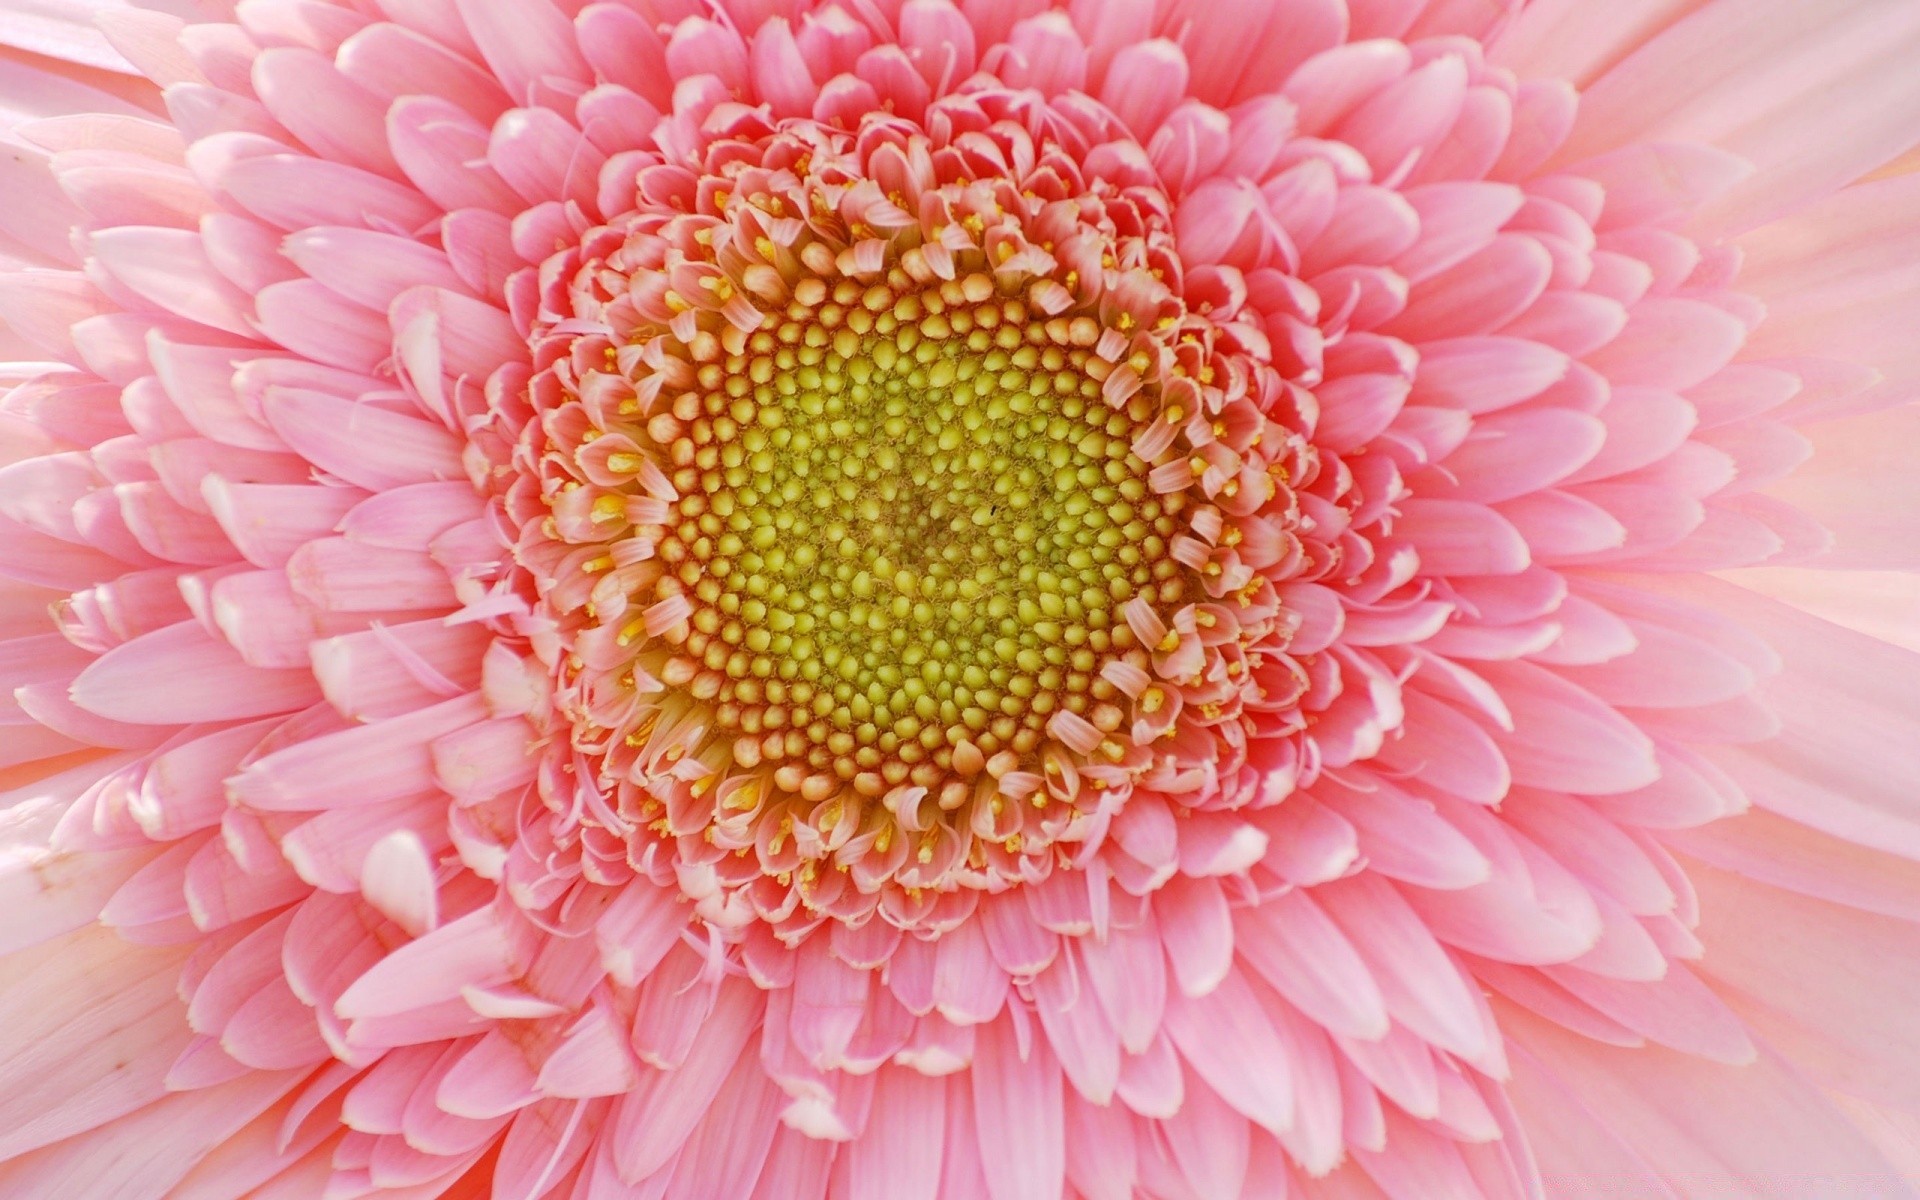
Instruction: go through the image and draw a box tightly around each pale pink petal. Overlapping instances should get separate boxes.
[1555,0,1920,232]
[971,1016,1065,1200]
[70,619,320,724]
[1506,1003,1913,1196]
[0,925,190,1159]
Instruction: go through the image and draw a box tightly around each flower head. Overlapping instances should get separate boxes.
[3,0,1920,1196]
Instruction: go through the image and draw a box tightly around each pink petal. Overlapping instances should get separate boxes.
[609,977,761,1183]
[847,1068,945,1200]
[1386,234,1553,340]
[383,95,523,215]
[1393,498,1531,577]
[231,693,485,812]
[1030,952,1121,1104]
[1371,690,1511,805]
[1159,0,1345,108]
[1584,298,1746,391]
[280,227,469,312]
[931,916,1010,1025]
[1434,408,1604,502]
[1477,659,1658,795]
[660,1053,785,1199]
[216,151,439,235]
[451,0,589,104]
[1162,967,1296,1135]
[334,904,533,1021]
[1560,0,1920,233]
[1506,1002,1909,1192]
[1236,887,1391,1041]
[251,46,400,181]
[1333,55,1469,179]
[971,1017,1065,1200]
[1154,873,1234,997]
[1316,774,1491,889]
[253,279,391,373]
[336,21,511,124]
[1316,872,1489,1061]
[1160,1067,1250,1197]
[0,924,190,1161]
[70,619,320,724]
[261,387,463,492]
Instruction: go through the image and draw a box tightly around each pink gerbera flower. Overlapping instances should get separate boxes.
[4,0,1920,1195]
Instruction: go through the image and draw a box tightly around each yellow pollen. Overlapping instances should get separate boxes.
[594,285,1210,808]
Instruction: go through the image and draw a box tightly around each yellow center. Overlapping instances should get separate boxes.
[644,281,1189,806]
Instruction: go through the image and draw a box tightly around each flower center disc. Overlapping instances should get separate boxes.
[651,285,1185,810]
[517,106,1297,931]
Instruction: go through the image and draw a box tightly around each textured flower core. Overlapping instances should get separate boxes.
[514,101,1300,928]
[652,306,1186,793]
